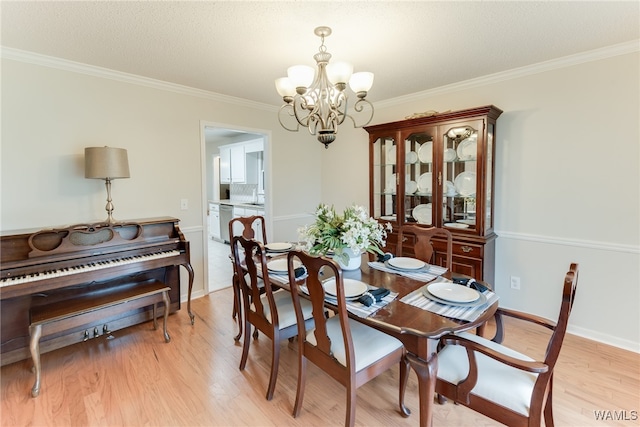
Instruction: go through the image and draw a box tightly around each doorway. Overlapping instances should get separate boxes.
[201,122,271,294]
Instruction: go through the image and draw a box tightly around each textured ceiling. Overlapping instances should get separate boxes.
[1,1,638,106]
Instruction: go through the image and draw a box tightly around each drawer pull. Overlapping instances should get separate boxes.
[461,246,473,253]
[402,236,408,242]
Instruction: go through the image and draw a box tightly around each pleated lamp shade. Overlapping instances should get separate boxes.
[85,147,130,179]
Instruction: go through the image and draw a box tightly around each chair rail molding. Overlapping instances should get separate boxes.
[496,230,639,254]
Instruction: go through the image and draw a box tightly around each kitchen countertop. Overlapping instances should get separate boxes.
[209,200,264,209]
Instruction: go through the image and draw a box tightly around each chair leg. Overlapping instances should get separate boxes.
[265,336,280,401]
[239,320,251,371]
[544,376,554,427]
[292,357,307,417]
[232,274,243,342]
[399,355,411,417]
[345,383,356,427]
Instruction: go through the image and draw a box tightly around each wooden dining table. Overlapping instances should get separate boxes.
[265,252,498,427]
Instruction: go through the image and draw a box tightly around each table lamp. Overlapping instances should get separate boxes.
[84,146,130,224]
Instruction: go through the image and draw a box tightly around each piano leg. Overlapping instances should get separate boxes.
[28,324,43,398]
[183,262,195,325]
[162,290,171,343]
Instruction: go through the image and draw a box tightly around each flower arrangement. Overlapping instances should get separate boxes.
[298,204,391,265]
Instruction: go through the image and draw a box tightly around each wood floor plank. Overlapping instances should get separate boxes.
[1,287,638,426]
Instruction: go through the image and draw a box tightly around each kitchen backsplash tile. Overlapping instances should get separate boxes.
[230,183,259,203]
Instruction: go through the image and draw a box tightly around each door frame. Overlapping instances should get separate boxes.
[199,120,272,294]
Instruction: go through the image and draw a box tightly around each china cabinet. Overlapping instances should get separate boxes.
[365,105,502,283]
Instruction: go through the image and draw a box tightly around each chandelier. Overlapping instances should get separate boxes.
[275,26,374,148]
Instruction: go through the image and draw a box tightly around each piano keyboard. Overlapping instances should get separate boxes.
[0,250,181,287]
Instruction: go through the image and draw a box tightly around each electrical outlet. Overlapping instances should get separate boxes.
[180,199,188,210]
[510,276,521,290]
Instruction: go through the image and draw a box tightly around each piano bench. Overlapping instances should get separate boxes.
[28,280,171,398]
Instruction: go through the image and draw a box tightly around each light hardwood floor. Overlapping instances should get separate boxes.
[1,285,638,427]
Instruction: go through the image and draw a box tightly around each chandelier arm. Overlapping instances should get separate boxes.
[277,104,302,132]
[344,98,375,128]
[291,96,313,128]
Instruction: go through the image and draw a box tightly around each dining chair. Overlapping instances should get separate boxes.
[397,224,453,272]
[434,263,579,427]
[231,235,314,400]
[286,250,409,427]
[229,215,267,341]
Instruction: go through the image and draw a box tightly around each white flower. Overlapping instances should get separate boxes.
[298,204,390,264]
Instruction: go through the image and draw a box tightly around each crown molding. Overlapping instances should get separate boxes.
[0,46,277,112]
[3,40,638,112]
[377,39,640,108]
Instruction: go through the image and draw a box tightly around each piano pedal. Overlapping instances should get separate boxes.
[93,327,100,338]
[103,324,115,340]
[83,330,90,342]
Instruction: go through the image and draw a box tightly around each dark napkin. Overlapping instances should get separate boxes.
[357,287,391,307]
[294,266,307,279]
[376,252,394,263]
[452,276,489,293]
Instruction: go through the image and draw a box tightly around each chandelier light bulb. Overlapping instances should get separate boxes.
[349,72,374,96]
[287,65,315,90]
[326,61,353,86]
[275,77,296,99]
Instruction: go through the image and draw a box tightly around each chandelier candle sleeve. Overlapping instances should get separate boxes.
[275,26,374,148]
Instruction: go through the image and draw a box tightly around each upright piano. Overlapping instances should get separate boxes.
[0,217,194,366]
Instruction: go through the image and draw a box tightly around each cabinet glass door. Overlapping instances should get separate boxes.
[485,123,495,233]
[442,124,479,231]
[405,129,436,225]
[372,135,397,222]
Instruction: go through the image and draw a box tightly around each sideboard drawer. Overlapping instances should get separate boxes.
[452,242,483,258]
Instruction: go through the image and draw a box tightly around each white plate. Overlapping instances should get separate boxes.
[444,148,457,162]
[323,278,368,298]
[380,215,397,221]
[266,258,300,273]
[457,219,476,225]
[417,141,433,163]
[427,282,480,303]
[412,203,432,224]
[417,172,432,194]
[385,173,396,193]
[444,222,469,229]
[406,151,418,164]
[406,180,417,194]
[265,242,293,252]
[387,146,396,164]
[456,138,477,160]
[444,180,456,196]
[454,171,476,196]
[423,285,487,307]
[387,257,426,270]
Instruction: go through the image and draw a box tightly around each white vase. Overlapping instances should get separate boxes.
[335,248,362,271]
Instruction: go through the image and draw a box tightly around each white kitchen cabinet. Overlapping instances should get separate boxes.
[233,206,245,218]
[230,145,245,183]
[209,203,221,240]
[219,139,263,185]
[219,147,231,184]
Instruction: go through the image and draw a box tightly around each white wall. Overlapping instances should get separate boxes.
[2,46,638,351]
[0,55,324,302]
[322,48,640,352]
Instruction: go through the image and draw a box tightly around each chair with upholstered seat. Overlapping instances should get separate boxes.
[231,235,314,400]
[397,224,453,271]
[435,263,579,427]
[286,250,409,427]
[229,215,268,341]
